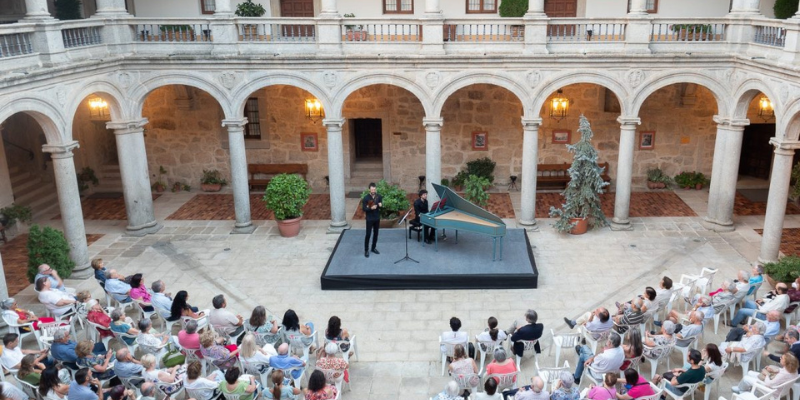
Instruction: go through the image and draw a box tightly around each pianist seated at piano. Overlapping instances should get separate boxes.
[413,190,436,244]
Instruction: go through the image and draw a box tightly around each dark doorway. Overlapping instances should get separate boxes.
[353,119,382,161]
[739,124,775,180]
[279,0,315,37]
[544,0,577,17]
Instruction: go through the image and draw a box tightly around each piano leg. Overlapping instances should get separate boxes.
[492,237,496,262]
[455,230,458,244]
[499,237,503,261]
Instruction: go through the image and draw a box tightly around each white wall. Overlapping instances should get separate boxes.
[133,0,271,17]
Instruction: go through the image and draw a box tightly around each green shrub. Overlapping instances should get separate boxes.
[27,225,75,283]
[235,0,266,17]
[360,180,409,220]
[775,0,799,19]
[263,174,311,220]
[201,169,227,185]
[763,255,800,283]
[0,204,33,228]
[465,157,497,184]
[55,0,82,20]
[790,163,800,201]
[440,178,450,188]
[464,175,490,207]
[77,167,99,192]
[674,171,707,187]
[452,171,469,188]
[499,0,528,17]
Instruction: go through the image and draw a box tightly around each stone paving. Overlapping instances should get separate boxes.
[734,192,800,216]
[536,191,697,219]
[3,188,800,399]
[754,228,800,257]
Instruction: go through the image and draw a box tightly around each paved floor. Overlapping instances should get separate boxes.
[2,187,800,399]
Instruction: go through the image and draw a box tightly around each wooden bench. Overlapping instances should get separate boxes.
[537,162,611,191]
[247,164,308,190]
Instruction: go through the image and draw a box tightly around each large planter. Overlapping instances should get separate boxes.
[201,183,222,192]
[380,216,400,229]
[570,217,588,235]
[765,273,778,289]
[647,181,658,190]
[346,30,367,41]
[276,216,302,237]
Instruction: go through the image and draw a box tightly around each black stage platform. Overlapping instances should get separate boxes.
[320,228,538,290]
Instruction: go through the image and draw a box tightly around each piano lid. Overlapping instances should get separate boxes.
[431,183,505,226]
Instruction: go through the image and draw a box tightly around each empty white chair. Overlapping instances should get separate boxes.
[673,336,699,368]
[582,327,611,355]
[536,359,571,392]
[702,361,729,400]
[439,333,469,376]
[550,329,581,367]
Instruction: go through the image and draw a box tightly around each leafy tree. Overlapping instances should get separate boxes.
[774,0,799,19]
[27,225,75,283]
[499,0,528,17]
[55,0,83,20]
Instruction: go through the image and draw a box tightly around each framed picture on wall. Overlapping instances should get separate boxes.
[472,132,488,150]
[301,132,318,151]
[552,129,571,144]
[639,131,655,150]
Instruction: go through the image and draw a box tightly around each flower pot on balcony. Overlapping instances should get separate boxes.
[346,29,367,41]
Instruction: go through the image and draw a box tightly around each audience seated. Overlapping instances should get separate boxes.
[183,361,225,400]
[710,270,751,298]
[244,305,278,334]
[731,352,799,396]
[616,287,657,315]
[675,311,704,347]
[128,274,154,312]
[69,368,105,400]
[39,366,68,400]
[50,330,83,369]
[574,332,624,384]
[441,316,470,356]
[764,329,800,371]
[140,353,181,383]
[719,321,767,365]
[655,349,705,396]
[664,295,713,325]
[137,319,170,358]
[34,265,72,293]
[621,329,643,370]
[168,290,202,322]
[265,370,301,399]
[325,315,351,352]
[91,259,108,288]
[655,276,674,302]
[316,342,349,384]
[563,307,612,334]
[615,369,653,400]
[109,309,138,344]
[269,343,306,380]
[18,354,42,385]
[731,283,790,326]
[1,298,55,331]
[508,309,543,357]
[551,371,580,400]
[239,332,277,369]
[485,347,517,382]
[86,303,115,340]
[642,320,676,358]
[219,367,259,400]
[139,382,156,400]
[701,344,724,377]
[473,378,502,400]
[75,340,115,380]
[104,271,132,303]
[435,381,462,400]
[178,319,202,353]
[449,344,478,378]
[0,333,49,371]
[209,294,244,338]
[113,348,144,382]
[476,316,508,346]
[200,328,239,371]
[503,376,548,400]
[149,280,172,319]
[613,299,644,334]
[748,265,764,295]
[36,277,76,318]
[281,309,315,346]
[108,384,136,400]
[585,373,618,400]
[304,369,337,400]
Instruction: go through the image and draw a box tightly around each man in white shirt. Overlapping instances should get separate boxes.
[731,283,790,326]
[573,331,624,384]
[440,316,469,354]
[675,311,703,347]
[150,280,172,318]
[563,307,612,338]
[34,264,74,293]
[104,271,132,302]
[208,295,244,338]
[0,333,49,370]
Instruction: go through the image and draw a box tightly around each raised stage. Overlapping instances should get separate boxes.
[320,228,538,290]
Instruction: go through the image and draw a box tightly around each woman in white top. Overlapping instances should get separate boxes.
[183,361,225,400]
[472,378,503,399]
[35,277,76,318]
[732,352,799,396]
[141,353,182,383]
[239,333,277,373]
[476,317,507,346]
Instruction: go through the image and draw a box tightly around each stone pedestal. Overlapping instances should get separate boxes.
[107,119,162,236]
[222,119,255,234]
[94,0,128,15]
[526,0,545,15]
[611,117,641,231]
[703,118,747,232]
[519,118,541,227]
[424,118,443,202]
[42,142,91,279]
[424,0,441,13]
[24,0,51,19]
[325,118,350,233]
[759,144,796,263]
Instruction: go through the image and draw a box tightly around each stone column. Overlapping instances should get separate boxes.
[107,119,162,236]
[628,0,649,15]
[222,119,255,234]
[320,0,338,14]
[703,118,748,232]
[24,0,51,19]
[0,252,7,300]
[42,142,91,279]
[324,118,350,233]
[527,0,545,15]
[729,0,761,14]
[759,143,796,263]
[423,118,443,201]
[94,0,128,15]
[611,117,641,231]
[424,0,441,13]
[519,118,541,227]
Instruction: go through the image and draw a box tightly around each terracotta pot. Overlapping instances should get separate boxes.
[658,182,667,189]
[570,217,588,235]
[153,184,166,193]
[380,217,400,229]
[695,183,703,190]
[276,216,302,237]
[684,186,692,190]
[201,183,222,192]
[647,181,657,189]
[765,274,778,289]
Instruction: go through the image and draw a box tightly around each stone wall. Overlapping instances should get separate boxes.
[71,101,117,174]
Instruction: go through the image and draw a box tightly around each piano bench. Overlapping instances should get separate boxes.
[408,224,422,242]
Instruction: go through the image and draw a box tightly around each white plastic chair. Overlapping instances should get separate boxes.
[213,325,245,348]
[673,336,698,367]
[579,364,605,390]
[318,366,350,393]
[510,337,539,372]
[86,320,113,350]
[180,311,210,331]
[483,370,519,392]
[155,380,186,400]
[278,366,306,388]
[112,330,139,356]
[581,327,611,355]
[324,335,358,363]
[239,358,272,389]
[702,362,729,400]
[175,341,207,376]
[694,268,719,295]
[731,381,777,400]
[133,300,156,324]
[624,355,642,373]
[549,329,581,367]
[152,308,178,335]
[474,335,502,375]
[750,281,763,303]
[3,313,41,349]
[792,380,800,400]
[15,374,43,400]
[439,333,468,376]
[536,359,570,392]
[634,382,664,400]
[784,302,800,328]
[284,329,318,361]
[662,380,702,400]
[452,371,481,395]
[249,326,283,348]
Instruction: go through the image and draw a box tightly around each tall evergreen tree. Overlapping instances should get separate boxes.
[55,0,83,20]
[549,115,609,232]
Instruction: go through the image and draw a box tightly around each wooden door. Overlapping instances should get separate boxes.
[280,0,314,37]
[544,0,577,17]
[353,119,383,160]
[739,124,775,180]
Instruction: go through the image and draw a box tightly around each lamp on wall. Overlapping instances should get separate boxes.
[550,89,570,122]
[88,97,109,121]
[305,98,324,123]
[758,96,774,122]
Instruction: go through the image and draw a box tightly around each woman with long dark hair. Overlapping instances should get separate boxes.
[38,366,68,400]
[282,309,314,346]
[168,290,203,321]
[476,316,507,344]
[303,370,337,400]
[324,316,350,352]
[245,305,278,334]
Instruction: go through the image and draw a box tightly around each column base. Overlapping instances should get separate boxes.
[231,223,256,234]
[610,218,633,231]
[70,262,93,279]
[758,255,779,265]
[327,222,351,234]
[125,221,162,237]
[701,217,735,232]
[517,218,538,229]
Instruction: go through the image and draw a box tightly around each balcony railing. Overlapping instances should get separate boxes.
[547,19,627,42]
[753,21,786,48]
[61,21,103,48]
[650,19,727,42]
[442,18,525,42]
[131,19,212,42]
[238,18,316,42]
[341,19,422,43]
[0,24,34,58]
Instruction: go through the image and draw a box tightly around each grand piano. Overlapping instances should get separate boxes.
[420,183,507,261]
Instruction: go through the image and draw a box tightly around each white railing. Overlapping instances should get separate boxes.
[340,19,422,43]
[237,18,316,42]
[60,20,103,48]
[650,19,727,42]
[548,19,627,42]
[0,24,34,58]
[442,18,525,42]
[752,21,786,48]
[130,19,212,42]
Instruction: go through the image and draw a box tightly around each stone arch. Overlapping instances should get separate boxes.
[66,80,129,132]
[432,73,529,117]
[0,97,66,144]
[779,98,800,141]
[129,74,232,119]
[631,72,729,117]
[530,72,630,118]
[231,73,333,118]
[334,73,433,117]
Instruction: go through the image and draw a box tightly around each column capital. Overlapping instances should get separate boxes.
[322,118,345,129]
[423,118,443,129]
[42,141,79,158]
[107,118,148,134]
[222,118,248,129]
[617,116,641,127]
[770,138,800,153]
[521,118,543,128]
[713,115,750,128]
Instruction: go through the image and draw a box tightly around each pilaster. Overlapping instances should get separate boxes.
[324,118,350,233]
[222,118,255,234]
[518,118,542,228]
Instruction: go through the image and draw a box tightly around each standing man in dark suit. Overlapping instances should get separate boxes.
[508,309,543,357]
[363,182,382,258]
[764,330,800,372]
[413,189,435,244]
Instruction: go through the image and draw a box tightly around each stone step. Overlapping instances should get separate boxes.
[15,182,55,205]
[32,200,59,220]
[99,170,121,180]
[11,178,41,200]
[26,189,58,220]
[9,170,31,187]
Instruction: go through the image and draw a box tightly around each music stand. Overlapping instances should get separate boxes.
[394,208,419,264]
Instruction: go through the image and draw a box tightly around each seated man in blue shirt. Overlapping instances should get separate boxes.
[69,368,106,400]
[114,348,145,386]
[104,271,132,303]
[269,343,306,380]
[34,264,73,293]
[50,329,81,369]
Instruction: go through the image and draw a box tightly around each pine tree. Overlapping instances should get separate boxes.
[549,115,610,232]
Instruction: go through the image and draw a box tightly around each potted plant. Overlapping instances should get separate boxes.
[360,180,410,228]
[440,178,450,188]
[160,25,195,41]
[451,171,469,192]
[263,173,311,237]
[646,168,670,189]
[152,166,167,193]
[498,0,527,40]
[171,182,191,193]
[200,169,227,192]
[775,0,800,19]
[77,167,100,193]
[671,24,712,41]
[343,13,367,41]
[692,172,709,190]
[763,256,800,287]
[464,174,490,207]
[235,0,266,38]
[0,204,33,230]
[674,172,694,190]
[549,115,610,235]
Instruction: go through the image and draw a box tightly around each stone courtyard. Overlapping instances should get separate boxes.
[2,187,799,399]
